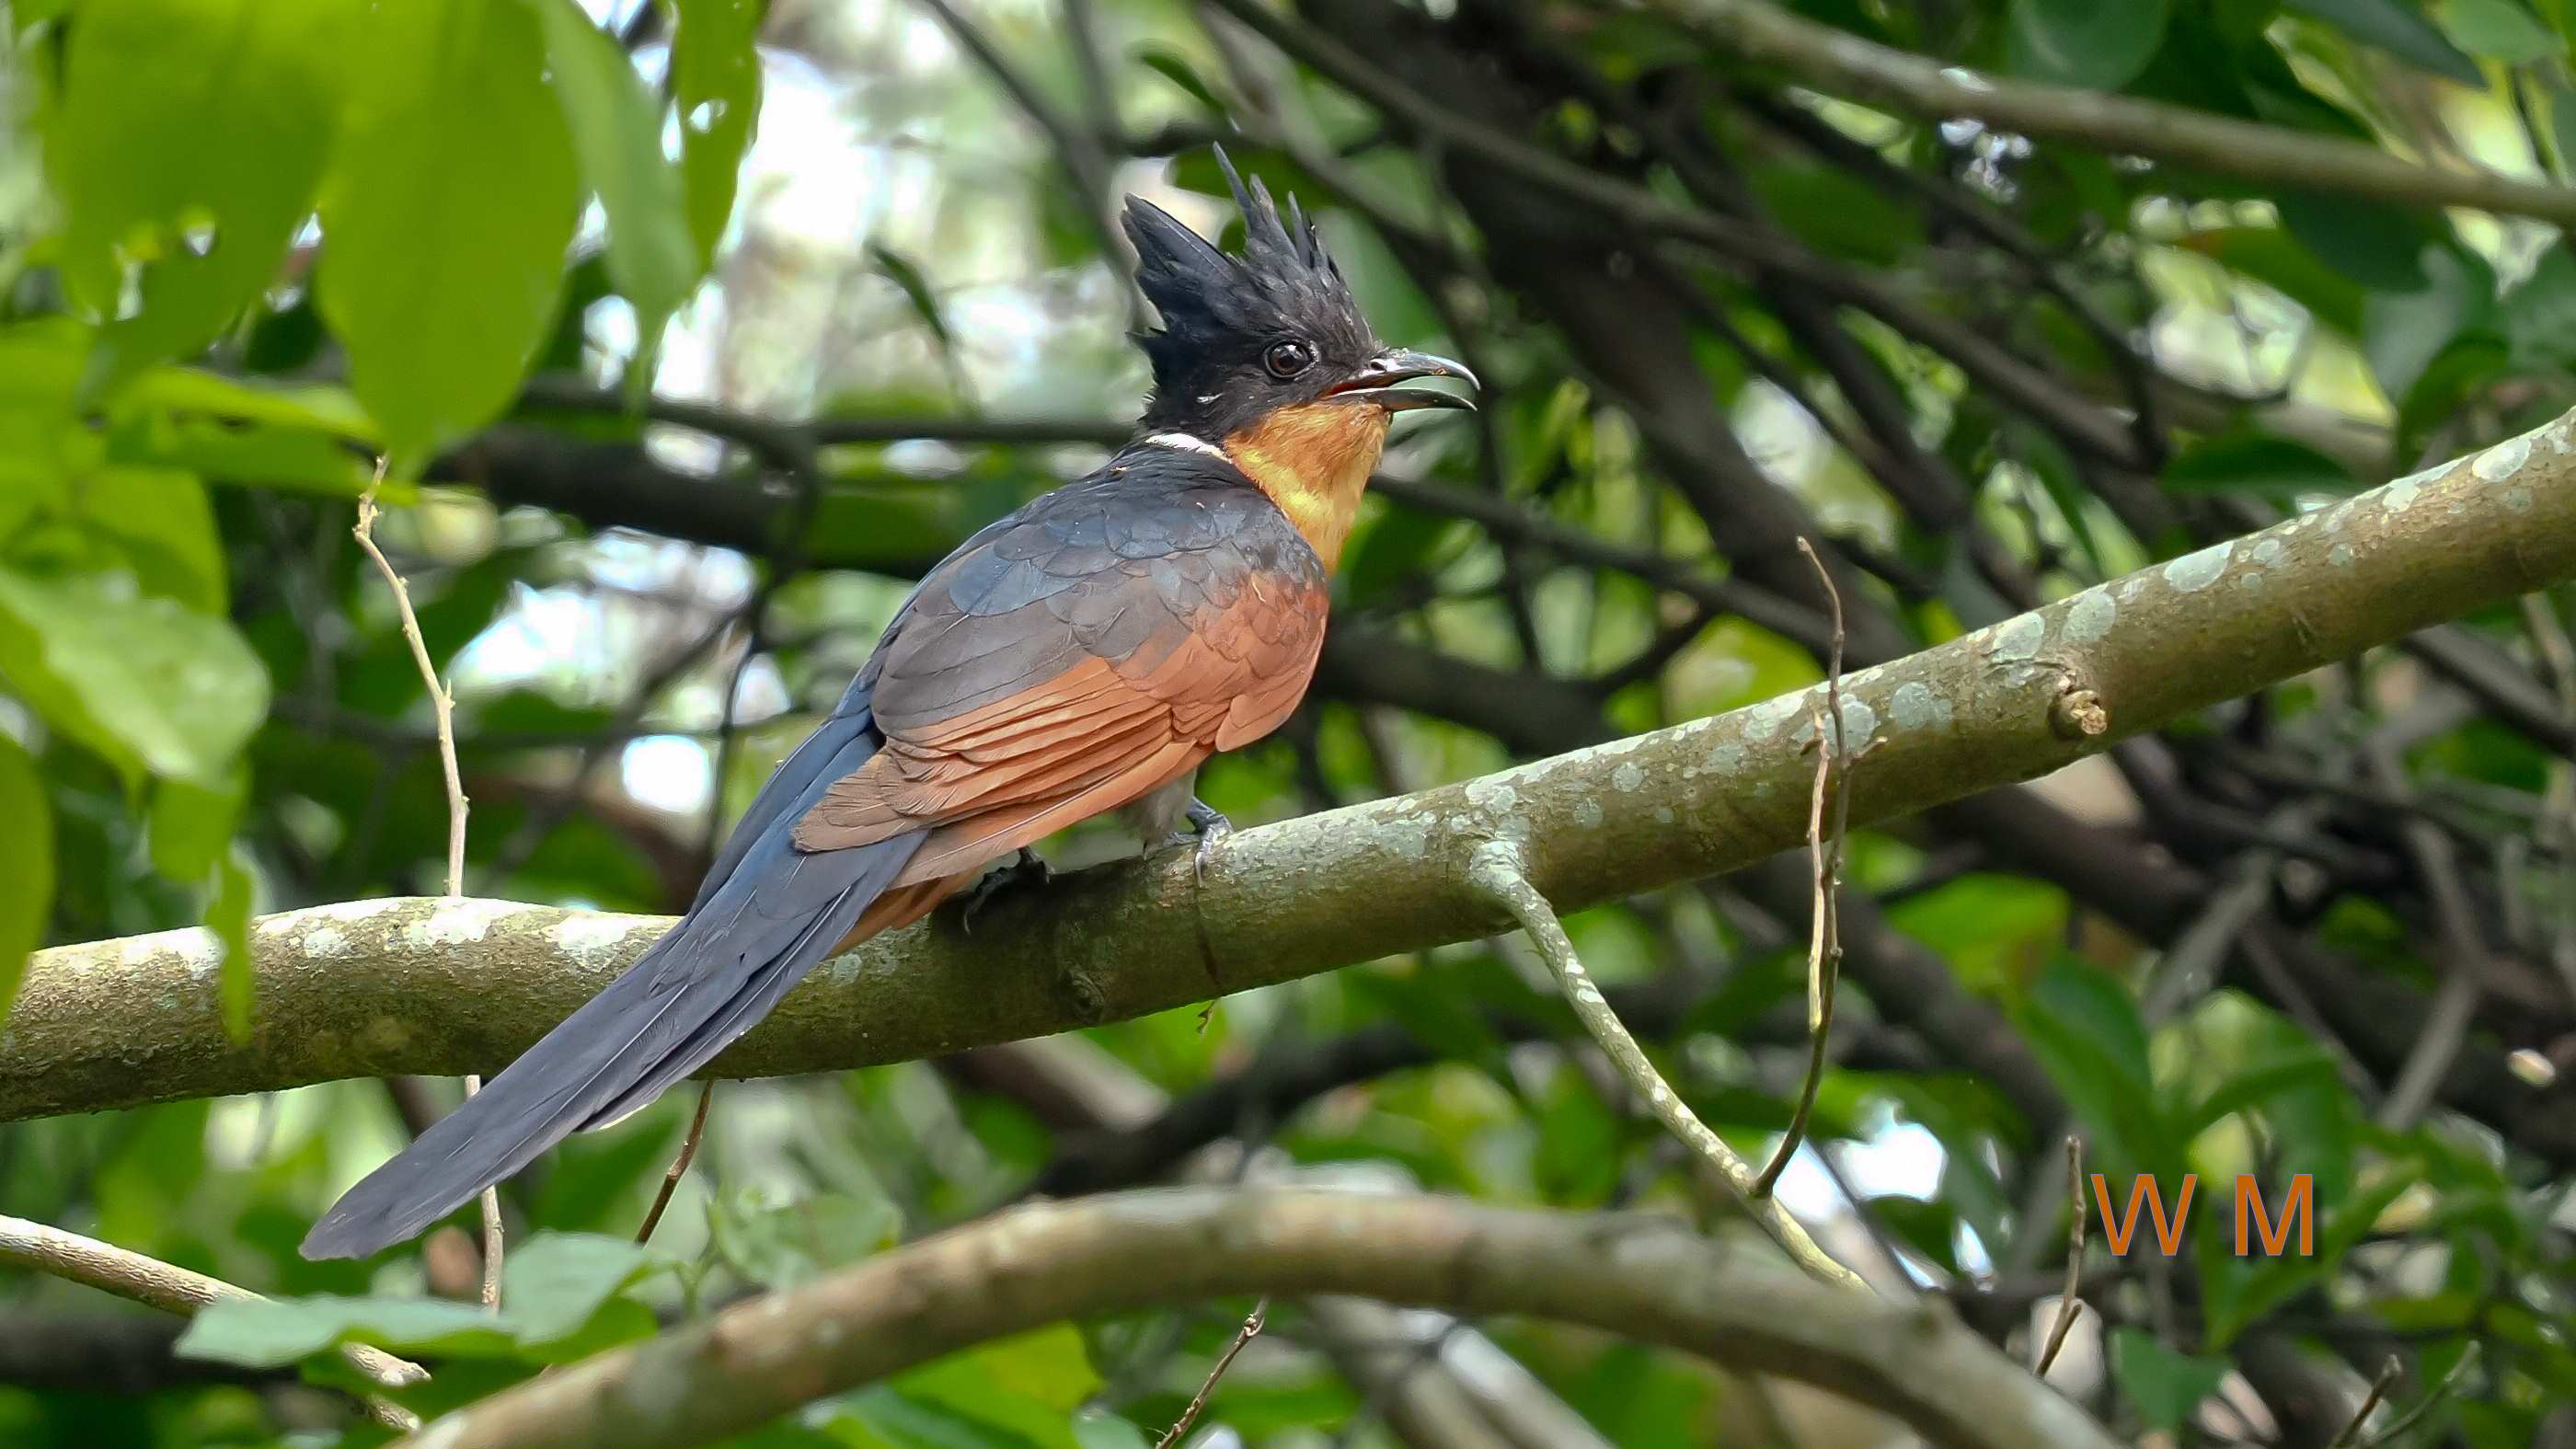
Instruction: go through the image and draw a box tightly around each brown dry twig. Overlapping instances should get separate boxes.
[637,1081,716,1246]
[2350,1342,2478,1446]
[1754,538,1859,1198]
[2329,1356,2402,1447]
[354,461,502,1310]
[1156,1297,1268,1448]
[2032,1137,2085,1376]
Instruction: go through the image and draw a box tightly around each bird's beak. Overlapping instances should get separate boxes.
[1328,349,1478,412]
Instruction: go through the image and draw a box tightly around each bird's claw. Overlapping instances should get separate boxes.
[960,848,1053,935]
[1159,799,1234,886]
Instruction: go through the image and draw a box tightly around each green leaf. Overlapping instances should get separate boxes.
[1343,958,1505,1068]
[829,1328,1102,1449]
[209,845,254,1039]
[2174,1045,2343,1140]
[712,1191,901,1291]
[1885,872,2066,994]
[1747,162,1925,267]
[2182,226,2367,336]
[501,1233,665,1346]
[1341,505,1461,608]
[0,322,86,520]
[2279,190,2436,292]
[2007,958,2182,1178]
[2109,1328,2229,1432]
[2161,431,2359,500]
[1136,47,1223,111]
[1535,1061,1627,1204]
[176,1295,519,1368]
[665,0,763,262]
[2286,0,2486,84]
[2032,959,2150,1084]
[1873,1194,1967,1275]
[178,1234,667,1370]
[0,735,52,1022]
[115,368,376,441]
[51,0,343,392]
[903,1324,1101,1417]
[831,1386,1039,1449]
[107,416,378,498]
[149,765,245,881]
[2398,333,2510,442]
[317,0,580,469]
[72,466,226,611]
[2201,1167,2411,1346]
[1070,1412,1153,1449]
[869,245,968,400]
[0,568,270,785]
[2006,0,2171,89]
[2504,241,2576,370]
[2547,73,2576,181]
[531,0,700,354]
[2443,0,2562,62]
[2364,244,2493,403]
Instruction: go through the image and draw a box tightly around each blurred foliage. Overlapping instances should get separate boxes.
[3,0,2576,1445]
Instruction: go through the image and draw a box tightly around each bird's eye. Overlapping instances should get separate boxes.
[1263,339,1316,379]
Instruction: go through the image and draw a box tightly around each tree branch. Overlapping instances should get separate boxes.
[1466,838,1866,1289]
[0,1215,424,1428]
[9,414,2576,1119]
[1648,0,2576,232]
[385,1188,2118,1449]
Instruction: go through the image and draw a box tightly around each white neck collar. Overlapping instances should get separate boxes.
[1140,431,1226,461]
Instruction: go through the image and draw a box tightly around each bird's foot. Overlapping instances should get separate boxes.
[1158,798,1234,886]
[960,848,1053,935]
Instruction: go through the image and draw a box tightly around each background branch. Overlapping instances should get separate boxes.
[0,1215,424,1429]
[1650,0,2576,230]
[387,1188,2120,1449]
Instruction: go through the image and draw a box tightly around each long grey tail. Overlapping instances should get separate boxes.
[301,703,919,1261]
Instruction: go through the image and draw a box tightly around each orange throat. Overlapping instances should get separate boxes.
[1223,401,1391,569]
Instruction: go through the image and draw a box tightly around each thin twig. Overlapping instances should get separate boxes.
[1465,840,1869,1292]
[1754,539,1854,1198]
[2032,1137,2085,1376]
[637,1080,716,1246]
[2363,740,2487,1134]
[2328,1356,2402,1447]
[0,1213,425,1429]
[1155,1297,1267,1448]
[2519,591,2576,1006]
[2353,1342,2477,1446]
[355,460,502,1311]
[351,468,467,894]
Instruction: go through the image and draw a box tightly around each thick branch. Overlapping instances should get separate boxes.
[1652,0,2576,231]
[388,1188,2116,1449]
[9,414,2576,1118]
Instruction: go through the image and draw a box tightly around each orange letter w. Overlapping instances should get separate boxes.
[2092,1173,2195,1256]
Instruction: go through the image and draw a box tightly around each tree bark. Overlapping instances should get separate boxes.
[379,1187,2121,1449]
[6,411,2575,1121]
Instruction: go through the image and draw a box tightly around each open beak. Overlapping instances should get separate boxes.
[1328,348,1478,412]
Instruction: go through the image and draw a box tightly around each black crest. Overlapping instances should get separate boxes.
[1121,147,1378,435]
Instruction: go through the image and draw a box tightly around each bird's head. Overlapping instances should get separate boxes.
[1121,149,1475,565]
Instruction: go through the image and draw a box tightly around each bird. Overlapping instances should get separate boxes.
[299,151,1475,1260]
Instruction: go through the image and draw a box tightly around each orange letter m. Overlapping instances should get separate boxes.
[2235,1175,2314,1257]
